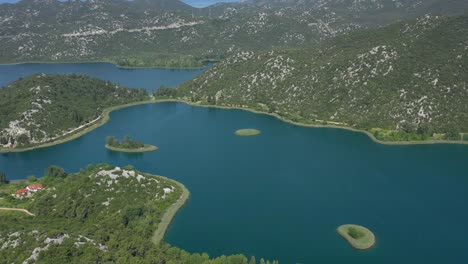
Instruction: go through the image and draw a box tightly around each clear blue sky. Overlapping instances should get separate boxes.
[0,0,239,8]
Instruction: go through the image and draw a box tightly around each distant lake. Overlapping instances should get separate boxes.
[0,62,211,91]
[2,101,468,264]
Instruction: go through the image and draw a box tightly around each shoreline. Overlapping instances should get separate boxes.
[105,144,158,153]
[176,100,468,146]
[0,100,155,154]
[2,98,468,154]
[0,60,212,70]
[152,177,190,244]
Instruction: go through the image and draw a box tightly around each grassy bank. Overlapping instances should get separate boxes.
[152,178,190,245]
[105,144,158,153]
[235,129,261,136]
[337,224,376,250]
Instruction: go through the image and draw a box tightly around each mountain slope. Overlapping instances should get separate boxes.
[0,74,148,147]
[176,14,468,142]
[1,0,467,67]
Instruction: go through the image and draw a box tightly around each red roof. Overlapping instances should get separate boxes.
[27,183,44,191]
[16,188,28,195]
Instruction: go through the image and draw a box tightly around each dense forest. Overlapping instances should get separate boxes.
[0,164,277,264]
[0,74,149,148]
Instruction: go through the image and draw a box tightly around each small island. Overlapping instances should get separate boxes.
[235,129,261,136]
[105,135,158,153]
[337,224,376,250]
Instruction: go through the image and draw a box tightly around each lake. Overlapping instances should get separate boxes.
[1,65,468,264]
[0,62,210,91]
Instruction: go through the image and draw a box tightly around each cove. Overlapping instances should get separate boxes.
[1,102,468,264]
[0,62,211,91]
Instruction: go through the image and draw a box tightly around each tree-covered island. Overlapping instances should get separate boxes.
[106,136,158,153]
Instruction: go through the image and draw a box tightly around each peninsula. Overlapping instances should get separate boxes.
[105,136,158,153]
[0,74,149,153]
[337,224,376,250]
[0,164,275,263]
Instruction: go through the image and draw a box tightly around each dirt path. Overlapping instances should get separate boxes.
[0,207,35,216]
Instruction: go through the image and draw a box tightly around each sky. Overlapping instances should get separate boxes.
[0,0,240,8]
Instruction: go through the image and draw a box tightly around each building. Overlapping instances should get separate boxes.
[15,183,44,199]
[26,183,44,192]
[15,188,28,198]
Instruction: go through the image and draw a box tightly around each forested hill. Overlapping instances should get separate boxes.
[0,164,275,263]
[0,74,148,148]
[176,14,468,142]
[1,0,467,67]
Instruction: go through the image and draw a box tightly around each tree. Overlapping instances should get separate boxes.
[260,258,266,264]
[45,165,67,178]
[28,175,37,183]
[123,135,132,147]
[0,136,8,145]
[0,171,8,185]
[249,256,256,264]
[155,86,177,98]
[106,136,117,146]
[16,134,30,146]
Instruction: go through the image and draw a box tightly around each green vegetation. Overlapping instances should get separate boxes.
[2,0,466,67]
[235,129,261,136]
[0,171,8,185]
[106,136,158,153]
[0,74,149,149]
[0,164,277,263]
[46,165,68,179]
[27,175,37,183]
[348,227,365,239]
[337,224,376,250]
[155,86,179,99]
[176,14,468,143]
[152,182,189,245]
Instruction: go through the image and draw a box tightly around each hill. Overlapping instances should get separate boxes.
[175,14,468,143]
[0,74,148,149]
[1,0,467,67]
[0,164,274,263]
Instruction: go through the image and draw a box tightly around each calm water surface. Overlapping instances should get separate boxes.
[0,62,210,91]
[1,64,468,263]
[1,102,468,264]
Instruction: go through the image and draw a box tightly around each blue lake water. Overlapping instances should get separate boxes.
[0,63,210,91]
[1,65,468,263]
